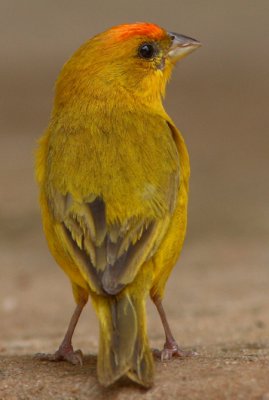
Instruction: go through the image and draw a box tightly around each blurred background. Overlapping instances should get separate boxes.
[0,0,268,366]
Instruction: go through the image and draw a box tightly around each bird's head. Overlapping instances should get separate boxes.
[56,22,201,109]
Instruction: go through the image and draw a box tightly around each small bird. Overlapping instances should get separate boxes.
[35,22,200,388]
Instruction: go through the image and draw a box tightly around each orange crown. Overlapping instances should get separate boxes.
[108,22,166,42]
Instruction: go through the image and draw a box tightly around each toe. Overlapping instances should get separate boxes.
[65,349,83,366]
[174,348,198,358]
[161,348,173,361]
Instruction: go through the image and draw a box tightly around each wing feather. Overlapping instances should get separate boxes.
[49,191,173,295]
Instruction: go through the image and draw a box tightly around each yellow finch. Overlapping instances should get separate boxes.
[35,22,200,387]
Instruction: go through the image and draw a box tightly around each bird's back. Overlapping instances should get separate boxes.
[43,108,180,224]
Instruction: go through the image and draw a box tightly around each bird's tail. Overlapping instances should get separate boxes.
[92,291,154,388]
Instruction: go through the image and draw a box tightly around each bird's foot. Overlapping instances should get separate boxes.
[35,344,83,366]
[153,340,198,362]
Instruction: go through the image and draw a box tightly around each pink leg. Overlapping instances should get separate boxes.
[153,298,197,361]
[35,302,85,365]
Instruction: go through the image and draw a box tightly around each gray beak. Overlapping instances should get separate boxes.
[167,32,201,62]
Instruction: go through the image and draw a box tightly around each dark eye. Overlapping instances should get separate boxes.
[138,43,156,59]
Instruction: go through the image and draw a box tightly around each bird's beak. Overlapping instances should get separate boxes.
[167,32,201,63]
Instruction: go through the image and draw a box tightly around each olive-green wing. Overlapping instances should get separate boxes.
[47,187,177,295]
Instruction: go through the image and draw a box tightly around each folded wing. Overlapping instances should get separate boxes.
[48,189,174,295]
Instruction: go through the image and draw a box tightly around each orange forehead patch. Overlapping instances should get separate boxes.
[109,22,166,42]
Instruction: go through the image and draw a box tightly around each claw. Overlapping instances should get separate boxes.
[65,349,83,366]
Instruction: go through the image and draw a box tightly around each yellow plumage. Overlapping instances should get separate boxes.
[36,22,200,387]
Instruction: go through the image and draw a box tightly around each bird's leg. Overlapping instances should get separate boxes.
[35,302,85,366]
[153,297,197,361]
